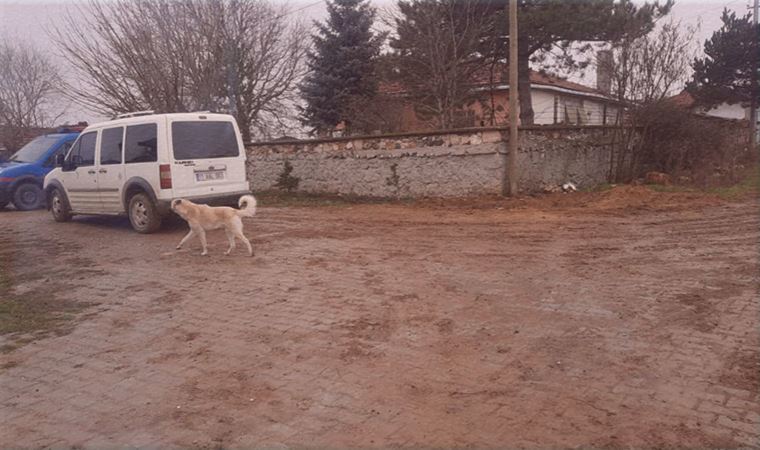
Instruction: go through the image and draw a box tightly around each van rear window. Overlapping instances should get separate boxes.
[172,121,240,160]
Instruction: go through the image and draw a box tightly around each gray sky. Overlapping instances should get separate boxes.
[0,0,751,125]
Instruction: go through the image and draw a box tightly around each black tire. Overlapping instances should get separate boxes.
[50,188,72,222]
[128,192,162,234]
[12,183,45,211]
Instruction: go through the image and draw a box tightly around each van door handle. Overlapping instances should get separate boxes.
[99,169,107,174]
[88,169,96,175]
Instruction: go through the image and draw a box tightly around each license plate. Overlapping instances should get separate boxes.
[195,170,225,182]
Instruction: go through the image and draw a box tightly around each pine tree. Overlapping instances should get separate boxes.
[299,0,384,135]
[689,9,760,107]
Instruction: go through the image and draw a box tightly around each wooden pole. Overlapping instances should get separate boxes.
[751,0,758,151]
[507,0,520,196]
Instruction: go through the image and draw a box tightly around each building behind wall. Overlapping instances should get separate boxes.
[374,65,621,134]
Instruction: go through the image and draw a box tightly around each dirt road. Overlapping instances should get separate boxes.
[1,187,758,448]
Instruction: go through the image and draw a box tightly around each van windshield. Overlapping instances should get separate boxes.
[10,135,61,163]
[172,121,240,160]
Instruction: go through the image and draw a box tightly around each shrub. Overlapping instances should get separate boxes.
[616,102,755,187]
[274,160,300,192]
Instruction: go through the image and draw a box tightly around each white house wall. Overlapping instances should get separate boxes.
[529,89,618,126]
[701,103,748,120]
[532,90,557,125]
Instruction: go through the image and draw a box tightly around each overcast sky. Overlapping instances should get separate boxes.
[0,0,752,125]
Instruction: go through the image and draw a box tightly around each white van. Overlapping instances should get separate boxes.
[44,112,251,233]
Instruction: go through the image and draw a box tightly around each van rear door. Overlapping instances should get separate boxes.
[168,118,248,199]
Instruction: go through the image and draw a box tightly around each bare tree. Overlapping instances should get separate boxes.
[0,40,65,153]
[599,20,699,181]
[52,0,308,141]
[604,20,698,105]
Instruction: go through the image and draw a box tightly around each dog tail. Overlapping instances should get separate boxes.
[237,195,257,218]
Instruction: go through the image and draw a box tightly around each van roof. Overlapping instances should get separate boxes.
[83,112,236,131]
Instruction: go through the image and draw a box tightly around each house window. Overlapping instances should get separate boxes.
[561,98,586,125]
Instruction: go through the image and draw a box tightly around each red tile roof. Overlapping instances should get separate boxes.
[665,91,696,108]
[525,71,602,96]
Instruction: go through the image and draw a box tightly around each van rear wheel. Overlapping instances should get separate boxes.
[128,193,162,234]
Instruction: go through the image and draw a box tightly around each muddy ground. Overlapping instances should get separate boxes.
[0,186,758,448]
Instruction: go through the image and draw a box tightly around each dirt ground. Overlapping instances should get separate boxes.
[0,187,758,449]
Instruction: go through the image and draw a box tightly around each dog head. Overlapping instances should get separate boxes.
[171,198,185,214]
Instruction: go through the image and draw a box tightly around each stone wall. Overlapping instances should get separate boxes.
[246,126,616,198]
[517,127,615,192]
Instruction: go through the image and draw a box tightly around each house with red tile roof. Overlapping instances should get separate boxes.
[374,66,622,133]
[666,91,751,121]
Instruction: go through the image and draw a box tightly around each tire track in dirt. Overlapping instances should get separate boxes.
[0,190,757,448]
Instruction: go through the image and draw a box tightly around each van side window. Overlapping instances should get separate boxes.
[100,127,124,165]
[125,124,158,163]
[73,132,97,166]
[66,139,80,161]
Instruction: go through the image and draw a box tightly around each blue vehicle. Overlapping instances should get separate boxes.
[0,127,83,211]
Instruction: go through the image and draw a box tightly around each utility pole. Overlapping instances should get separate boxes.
[507,0,520,196]
[751,0,758,151]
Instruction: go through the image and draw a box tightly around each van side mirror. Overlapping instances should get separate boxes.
[61,155,80,171]
[55,154,65,166]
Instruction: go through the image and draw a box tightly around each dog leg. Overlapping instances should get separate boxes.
[236,230,253,257]
[176,230,195,250]
[224,228,236,256]
[231,219,253,256]
[198,229,209,256]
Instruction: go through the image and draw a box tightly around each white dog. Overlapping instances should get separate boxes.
[171,195,257,256]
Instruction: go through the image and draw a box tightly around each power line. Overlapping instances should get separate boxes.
[277,0,323,20]
[700,0,743,15]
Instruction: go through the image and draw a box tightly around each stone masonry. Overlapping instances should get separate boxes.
[246,127,616,197]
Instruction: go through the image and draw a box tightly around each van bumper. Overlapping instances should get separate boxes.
[0,183,10,205]
[157,190,253,214]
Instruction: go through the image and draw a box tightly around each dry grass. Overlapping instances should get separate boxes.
[0,246,94,351]
[647,165,760,200]
[254,189,408,208]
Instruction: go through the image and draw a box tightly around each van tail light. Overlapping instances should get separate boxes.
[159,164,172,189]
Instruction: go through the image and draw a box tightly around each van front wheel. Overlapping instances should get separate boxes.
[128,193,162,234]
[13,183,45,210]
[50,188,72,222]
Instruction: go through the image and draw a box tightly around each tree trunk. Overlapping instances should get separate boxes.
[517,44,534,125]
[237,109,251,143]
